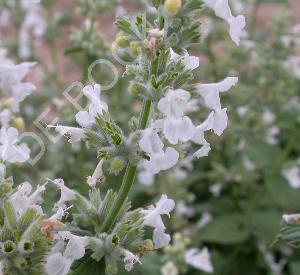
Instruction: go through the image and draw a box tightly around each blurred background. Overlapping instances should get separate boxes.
[1,0,300,274]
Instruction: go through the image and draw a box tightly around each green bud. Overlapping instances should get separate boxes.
[18,240,35,254]
[110,157,126,175]
[130,41,141,56]
[105,264,118,274]
[1,179,13,194]
[2,98,13,109]
[111,235,120,245]
[98,149,109,159]
[3,240,16,254]
[12,117,25,130]
[128,81,147,95]
[143,239,154,251]
[164,0,182,16]
[129,82,140,95]
[116,34,129,48]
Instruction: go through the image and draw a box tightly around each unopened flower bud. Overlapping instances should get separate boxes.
[143,239,154,252]
[3,240,16,254]
[87,159,105,188]
[110,157,126,175]
[128,81,147,95]
[164,0,182,16]
[174,232,181,241]
[18,240,35,254]
[105,264,118,274]
[13,117,25,130]
[116,33,129,48]
[3,98,13,108]
[283,214,300,225]
[130,41,142,56]
[143,29,164,53]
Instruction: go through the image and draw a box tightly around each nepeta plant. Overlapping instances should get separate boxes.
[0,0,245,274]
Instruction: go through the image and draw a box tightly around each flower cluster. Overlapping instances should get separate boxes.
[0,49,36,163]
[0,0,247,274]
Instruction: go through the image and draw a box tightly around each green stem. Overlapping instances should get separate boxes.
[100,98,152,232]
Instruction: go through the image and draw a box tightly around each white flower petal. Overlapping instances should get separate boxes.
[62,232,88,260]
[229,15,246,46]
[46,252,72,275]
[75,111,94,128]
[193,142,211,158]
[212,108,228,136]
[185,247,214,273]
[161,147,179,170]
[153,228,171,249]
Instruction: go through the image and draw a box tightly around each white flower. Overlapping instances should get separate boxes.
[176,200,194,217]
[153,228,171,249]
[170,49,200,70]
[236,106,249,118]
[158,89,194,144]
[185,247,213,273]
[9,182,46,216]
[0,62,36,112]
[193,142,211,158]
[243,156,256,171]
[282,167,300,189]
[197,77,238,111]
[201,18,214,39]
[45,252,72,275]
[203,0,246,46]
[209,182,222,197]
[51,178,76,209]
[161,261,178,275]
[0,127,30,163]
[0,163,6,181]
[262,110,276,125]
[172,156,193,181]
[191,112,214,158]
[283,56,300,79]
[87,159,104,188]
[59,231,88,261]
[50,206,71,221]
[138,159,155,186]
[123,250,141,271]
[265,126,279,145]
[75,84,108,128]
[196,77,238,137]
[141,195,175,249]
[0,109,12,127]
[197,212,212,228]
[258,243,287,275]
[19,8,46,59]
[282,213,300,224]
[139,126,179,174]
[20,0,41,10]
[54,125,85,146]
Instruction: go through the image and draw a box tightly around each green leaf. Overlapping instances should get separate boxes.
[289,261,300,275]
[249,210,281,243]
[4,201,17,229]
[265,174,300,210]
[134,254,162,275]
[245,139,282,170]
[199,214,249,244]
[19,208,39,232]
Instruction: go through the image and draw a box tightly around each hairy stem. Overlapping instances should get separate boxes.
[100,98,152,232]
